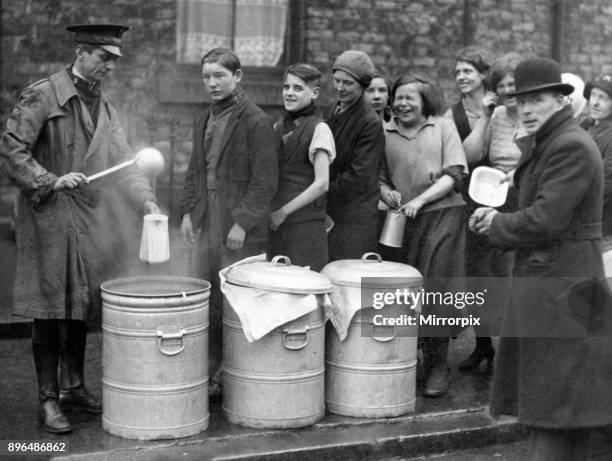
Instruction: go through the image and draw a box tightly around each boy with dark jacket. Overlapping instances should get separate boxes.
[180,48,279,394]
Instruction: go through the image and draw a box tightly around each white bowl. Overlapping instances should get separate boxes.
[468,166,508,207]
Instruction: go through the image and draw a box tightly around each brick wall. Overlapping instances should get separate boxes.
[1,0,612,222]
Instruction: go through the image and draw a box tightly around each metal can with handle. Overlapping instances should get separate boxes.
[222,255,334,428]
[379,209,407,248]
[322,253,423,417]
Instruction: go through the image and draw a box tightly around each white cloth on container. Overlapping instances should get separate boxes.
[220,254,331,343]
[326,283,363,342]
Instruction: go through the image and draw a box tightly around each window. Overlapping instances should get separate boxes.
[176,0,295,67]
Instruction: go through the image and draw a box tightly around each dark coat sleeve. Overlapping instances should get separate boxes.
[180,114,205,218]
[489,138,598,246]
[0,83,57,203]
[329,117,384,198]
[230,114,279,232]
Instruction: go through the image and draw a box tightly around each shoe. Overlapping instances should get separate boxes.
[39,399,72,434]
[59,387,102,413]
[423,365,451,398]
[458,344,495,372]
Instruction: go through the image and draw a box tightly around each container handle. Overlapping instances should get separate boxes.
[373,326,396,342]
[157,328,186,356]
[282,326,309,350]
[362,252,382,263]
[271,255,292,266]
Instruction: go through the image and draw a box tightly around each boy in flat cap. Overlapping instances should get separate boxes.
[0,24,159,434]
[179,48,278,396]
[323,50,385,260]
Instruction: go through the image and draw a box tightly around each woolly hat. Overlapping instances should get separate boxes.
[584,74,612,100]
[332,50,376,87]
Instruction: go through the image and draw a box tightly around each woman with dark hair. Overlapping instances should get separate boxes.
[364,66,392,123]
[459,52,526,371]
[445,46,493,144]
[380,73,468,397]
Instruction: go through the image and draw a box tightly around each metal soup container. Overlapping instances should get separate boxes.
[222,255,334,428]
[379,209,407,248]
[322,253,423,417]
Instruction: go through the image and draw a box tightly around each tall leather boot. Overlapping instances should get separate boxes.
[32,319,72,434]
[423,337,451,398]
[59,320,101,413]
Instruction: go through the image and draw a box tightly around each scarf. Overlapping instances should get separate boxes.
[211,86,244,117]
[278,102,317,138]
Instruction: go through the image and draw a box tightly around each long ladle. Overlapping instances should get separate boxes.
[87,148,164,182]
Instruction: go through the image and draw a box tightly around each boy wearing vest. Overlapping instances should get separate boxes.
[269,64,336,271]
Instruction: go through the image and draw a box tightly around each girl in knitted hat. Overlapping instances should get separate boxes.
[323,50,385,260]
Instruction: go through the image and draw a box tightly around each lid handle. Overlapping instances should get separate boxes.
[271,255,292,267]
[362,252,382,263]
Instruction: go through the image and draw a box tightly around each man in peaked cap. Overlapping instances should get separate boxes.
[0,24,159,434]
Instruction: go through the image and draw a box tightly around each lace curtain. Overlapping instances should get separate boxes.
[176,0,288,66]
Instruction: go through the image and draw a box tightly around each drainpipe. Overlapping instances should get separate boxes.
[462,0,475,46]
[551,0,565,65]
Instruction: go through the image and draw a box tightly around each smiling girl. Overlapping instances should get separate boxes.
[380,73,468,397]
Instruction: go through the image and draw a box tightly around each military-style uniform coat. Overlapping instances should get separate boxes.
[488,106,612,429]
[0,69,155,322]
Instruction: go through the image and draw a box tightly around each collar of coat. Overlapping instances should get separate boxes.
[513,105,576,182]
[50,68,107,108]
[534,105,575,145]
[328,94,368,120]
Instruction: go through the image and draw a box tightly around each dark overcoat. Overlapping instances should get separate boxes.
[0,69,155,322]
[179,95,278,243]
[323,96,384,259]
[488,106,612,429]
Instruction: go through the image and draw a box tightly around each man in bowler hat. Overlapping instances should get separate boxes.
[0,24,159,433]
[471,57,612,459]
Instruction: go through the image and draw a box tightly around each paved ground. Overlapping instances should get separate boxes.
[0,330,517,460]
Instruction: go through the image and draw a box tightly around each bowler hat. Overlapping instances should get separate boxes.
[508,57,574,97]
[66,24,129,57]
[584,74,612,100]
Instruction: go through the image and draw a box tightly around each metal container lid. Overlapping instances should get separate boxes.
[321,253,423,288]
[225,255,334,294]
